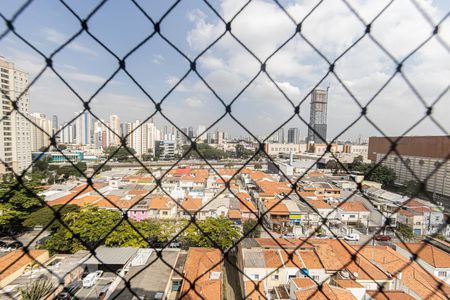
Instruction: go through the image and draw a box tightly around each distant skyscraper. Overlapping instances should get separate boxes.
[188,127,194,139]
[197,125,206,141]
[0,56,32,175]
[287,128,300,144]
[52,115,58,133]
[75,111,93,145]
[307,88,328,144]
[30,113,52,151]
[109,114,121,145]
[276,128,285,143]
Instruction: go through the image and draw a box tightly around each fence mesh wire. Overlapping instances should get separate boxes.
[1,0,449,299]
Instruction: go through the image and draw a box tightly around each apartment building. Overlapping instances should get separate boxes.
[29,112,52,151]
[368,136,450,197]
[0,56,32,175]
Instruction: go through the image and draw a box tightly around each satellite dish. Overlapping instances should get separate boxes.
[340,270,350,279]
[353,272,359,278]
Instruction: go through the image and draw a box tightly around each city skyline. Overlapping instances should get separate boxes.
[0,0,448,141]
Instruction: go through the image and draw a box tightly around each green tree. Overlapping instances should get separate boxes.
[0,180,43,231]
[23,204,80,230]
[243,219,261,238]
[105,146,137,162]
[181,217,240,249]
[402,180,422,197]
[235,144,254,159]
[353,163,396,187]
[44,206,122,253]
[105,220,162,247]
[92,164,112,173]
[19,279,53,300]
[396,223,414,241]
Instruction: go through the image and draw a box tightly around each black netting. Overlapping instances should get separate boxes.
[1,0,449,299]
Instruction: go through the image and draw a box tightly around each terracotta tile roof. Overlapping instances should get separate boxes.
[240,200,257,214]
[182,197,203,212]
[264,200,289,215]
[357,245,450,299]
[234,192,251,201]
[262,250,283,268]
[0,250,49,282]
[292,277,316,289]
[249,171,272,182]
[294,283,356,300]
[366,290,415,300]
[333,279,363,288]
[339,201,369,212]
[128,189,148,195]
[244,280,266,300]
[396,242,450,268]
[300,250,324,269]
[148,196,175,210]
[174,166,191,176]
[307,199,332,209]
[47,192,78,206]
[398,209,415,217]
[254,238,315,250]
[257,181,292,197]
[180,248,222,300]
[191,169,209,177]
[228,209,241,219]
[314,240,389,280]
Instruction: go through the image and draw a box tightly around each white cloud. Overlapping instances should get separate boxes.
[182,0,450,138]
[185,97,204,108]
[42,28,98,57]
[152,54,165,64]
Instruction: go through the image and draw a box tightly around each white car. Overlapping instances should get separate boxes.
[344,234,360,241]
[82,271,103,288]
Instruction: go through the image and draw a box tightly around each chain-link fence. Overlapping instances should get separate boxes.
[1,0,449,299]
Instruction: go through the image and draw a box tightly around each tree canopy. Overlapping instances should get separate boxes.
[352,162,396,187]
[105,146,137,162]
[0,180,43,231]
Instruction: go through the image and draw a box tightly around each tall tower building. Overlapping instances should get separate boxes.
[276,128,285,143]
[287,128,300,144]
[0,56,32,175]
[30,113,52,151]
[109,114,121,146]
[307,88,328,144]
[75,111,93,145]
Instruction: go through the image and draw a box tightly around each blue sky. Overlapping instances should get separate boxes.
[1,0,449,141]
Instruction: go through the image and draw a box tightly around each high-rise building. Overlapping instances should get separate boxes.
[51,114,58,139]
[29,113,52,151]
[109,114,121,146]
[60,122,75,144]
[307,88,328,144]
[197,125,206,141]
[126,120,161,156]
[74,111,94,145]
[287,128,300,144]
[216,129,225,145]
[275,128,285,143]
[188,127,194,139]
[369,136,450,197]
[0,56,32,174]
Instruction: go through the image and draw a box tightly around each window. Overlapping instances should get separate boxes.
[349,214,356,218]
[253,274,260,280]
[438,271,447,277]
[162,211,168,215]
[271,275,279,280]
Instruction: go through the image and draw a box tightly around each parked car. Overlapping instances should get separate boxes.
[56,280,82,299]
[8,241,23,249]
[82,271,103,288]
[169,241,181,248]
[316,234,328,239]
[374,235,391,241]
[282,233,295,239]
[344,234,360,241]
